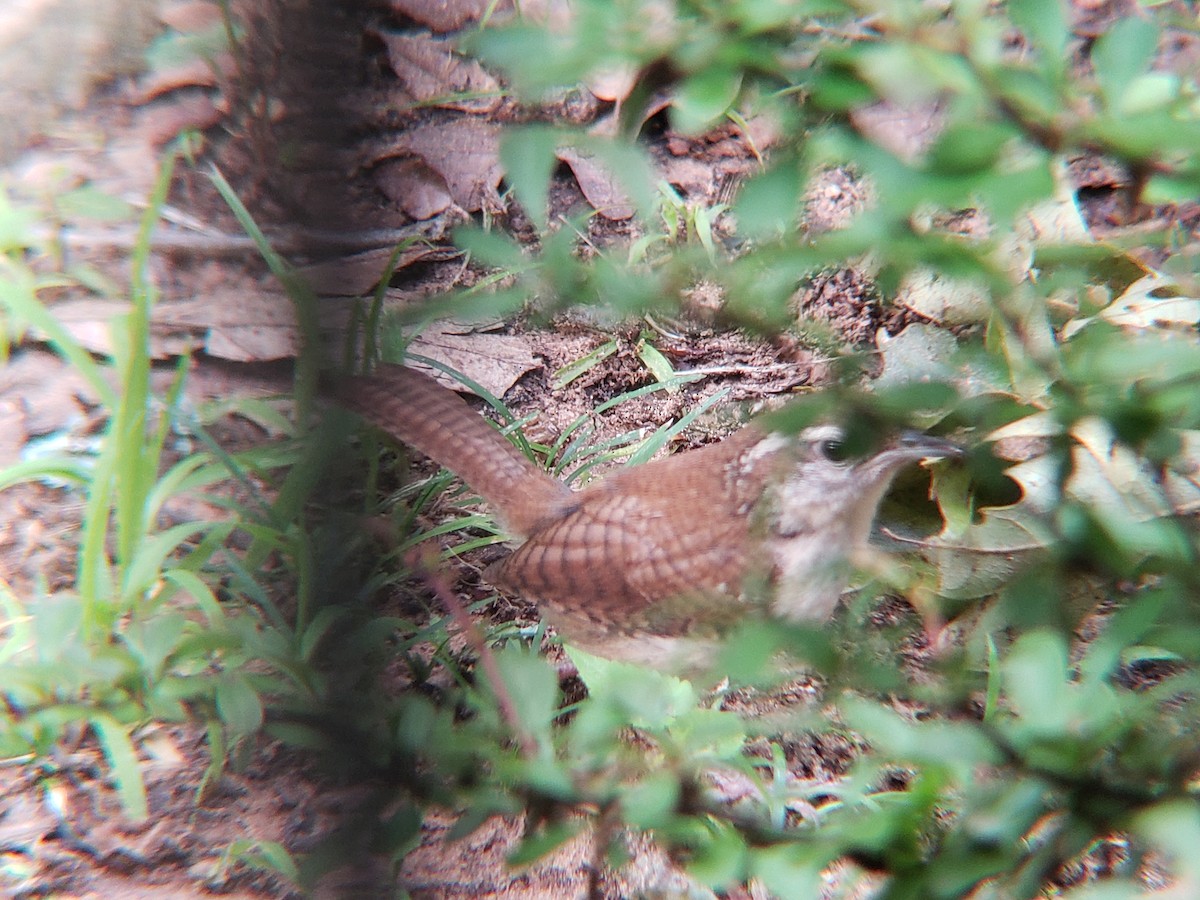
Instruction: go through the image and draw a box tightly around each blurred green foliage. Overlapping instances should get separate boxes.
[381,0,1200,895]
[2,0,1200,896]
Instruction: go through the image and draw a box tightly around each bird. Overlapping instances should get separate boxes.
[335,364,961,669]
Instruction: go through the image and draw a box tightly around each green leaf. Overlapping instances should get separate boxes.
[500,126,561,231]
[1116,72,1180,115]
[870,381,959,420]
[507,821,583,868]
[122,521,216,601]
[0,191,39,250]
[1135,801,1200,885]
[143,458,208,528]
[1001,630,1070,735]
[215,676,264,736]
[495,646,560,739]
[0,266,115,406]
[620,771,681,829]
[856,44,941,103]
[144,22,233,71]
[1009,0,1068,60]
[673,68,743,134]
[0,582,31,665]
[808,67,876,111]
[553,339,619,388]
[246,840,300,883]
[463,25,585,95]
[686,820,748,889]
[751,844,825,900]
[377,803,423,860]
[635,337,676,387]
[841,698,1001,774]
[451,225,528,271]
[733,162,801,238]
[122,612,187,681]
[396,694,439,754]
[1143,172,1200,205]
[1092,17,1160,110]
[161,569,225,625]
[578,138,658,223]
[56,185,137,223]
[624,387,728,466]
[91,713,149,821]
[927,121,1015,175]
[673,708,748,757]
[32,595,84,663]
[566,645,698,729]
[0,457,92,492]
[299,605,346,661]
[991,66,1060,120]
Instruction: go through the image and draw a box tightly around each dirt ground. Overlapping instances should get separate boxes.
[2,0,1197,897]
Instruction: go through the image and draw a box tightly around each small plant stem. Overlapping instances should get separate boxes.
[411,549,538,758]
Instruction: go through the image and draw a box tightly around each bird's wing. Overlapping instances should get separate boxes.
[492,486,754,636]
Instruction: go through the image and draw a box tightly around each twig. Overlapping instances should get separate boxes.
[587,800,619,900]
[410,548,538,758]
[33,222,452,258]
[678,362,829,378]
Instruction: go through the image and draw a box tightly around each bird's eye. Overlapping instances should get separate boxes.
[818,438,851,463]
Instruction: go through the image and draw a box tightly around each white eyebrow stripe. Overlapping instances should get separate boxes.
[800,424,845,443]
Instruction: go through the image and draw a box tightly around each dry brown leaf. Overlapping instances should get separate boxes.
[587,64,638,103]
[367,118,502,212]
[388,0,513,33]
[138,93,226,146]
[372,157,455,220]
[185,292,304,361]
[0,398,27,468]
[406,322,539,397]
[42,298,139,356]
[0,795,58,850]
[0,351,101,464]
[204,322,294,361]
[47,288,479,364]
[556,146,634,220]
[133,50,235,103]
[371,29,501,113]
[298,244,458,296]
[158,0,224,32]
[43,295,283,361]
[1063,271,1200,337]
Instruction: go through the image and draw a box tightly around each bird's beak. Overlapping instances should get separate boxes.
[889,430,965,463]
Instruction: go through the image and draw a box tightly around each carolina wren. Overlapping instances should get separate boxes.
[338,364,960,668]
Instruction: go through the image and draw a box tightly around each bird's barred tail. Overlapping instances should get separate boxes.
[334,364,574,537]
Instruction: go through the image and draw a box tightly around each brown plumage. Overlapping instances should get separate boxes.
[337,364,960,667]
